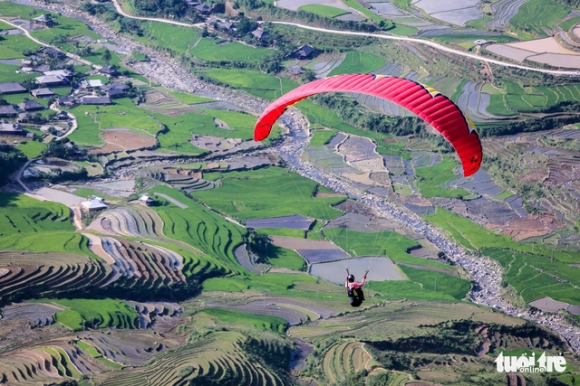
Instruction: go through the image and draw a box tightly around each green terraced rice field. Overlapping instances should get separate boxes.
[148,185,244,268]
[298,4,349,18]
[414,158,471,199]
[323,228,451,269]
[51,298,138,330]
[310,129,338,146]
[189,38,272,63]
[203,68,299,100]
[167,91,213,104]
[193,167,345,220]
[425,207,580,263]
[328,51,385,76]
[510,0,571,38]
[137,21,201,54]
[201,308,289,332]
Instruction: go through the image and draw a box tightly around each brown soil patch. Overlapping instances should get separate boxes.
[499,214,564,241]
[0,268,9,277]
[519,171,546,183]
[90,129,156,155]
[383,137,398,144]
[316,192,346,198]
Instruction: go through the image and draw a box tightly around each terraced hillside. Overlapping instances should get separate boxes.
[93,331,291,386]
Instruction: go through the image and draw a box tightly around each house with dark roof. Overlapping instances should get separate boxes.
[0,123,25,135]
[33,64,51,73]
[195,3,211,14]
[252,28,269,41]
[0,105,18,117]
[291,44,316,59]
[99,66,118,76]
[56,111,69,120]
[79,96,111,105]
[19,100,44,112]
[80,79,104,91]
[36,75,68,86]
[0,82,26,94]
[44,69,73,78]
[102,82,130,98]
[57,95,76,107]
[40,47,66,59]
[31,88,55,98]
[216,20,235,32]
[33,14,55,27]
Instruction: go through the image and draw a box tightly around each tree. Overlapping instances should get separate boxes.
[102,49,112,65]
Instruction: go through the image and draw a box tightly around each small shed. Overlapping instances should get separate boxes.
[138,195,156,206]
[81,197,107,211]
[19,100,44,112]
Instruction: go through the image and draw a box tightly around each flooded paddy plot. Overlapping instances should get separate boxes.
[412,152,441,168]
[246,215,314,230]
[324,212,396,233]
[412,0,481,25]
[456,82,506,121]
[311,257,404,284]
[485,44,534,62]
[1,303,65,327]
[191,135,244,152]
[507,37,580,55]
[404,203,436,216]
[446,167,503,196]
[527,53,580,69]
[529,296,580,315]
[271,236,351,263]
[298,249,352,263]
[308,51,347,78]
[488,0,529,30]
[35,187,85,206]
[87,179,135,197]
[383,154,405,175]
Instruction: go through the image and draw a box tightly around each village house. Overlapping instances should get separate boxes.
[99,66,118,77]
[33,14,55,28]
[36,75,68,86]
[0,105,18,117]
[0,82,26,95]
[57,95,76,108]
[102,82,130,98]
[195,3,211,15]
[216,20,235,33]
[79,96,111,105]
[0,123,25,135]
[56,111,69,120]
[80,79,104,91]
[31,88,55,98]
[18,100,44,112]
[39,47,66,59]
[251,28,269,41]
[138,195,156,206]
[81,196,107,212]
[32,64,51,73]
[44,69,73,78]
[291,44,316,59]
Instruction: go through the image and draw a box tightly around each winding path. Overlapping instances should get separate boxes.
[109,0,578,76]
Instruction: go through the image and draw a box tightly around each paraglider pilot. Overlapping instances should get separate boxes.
[346,269,368,307]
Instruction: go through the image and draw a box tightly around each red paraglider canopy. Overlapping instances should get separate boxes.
[254,74,482,177]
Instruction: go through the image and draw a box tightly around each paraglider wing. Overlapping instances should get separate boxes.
[254,74,482,177]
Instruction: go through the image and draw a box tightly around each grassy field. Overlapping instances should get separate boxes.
[16,140,46,158]
[153,108,266,154]
[414,158,471,199]
[298,4,349,18]
[49,298,138,330]
[69,98,162,146]
[0,33,42,59]
[510,0,571,38]
[328,51,385,76]
[0,63,38,83]
[189,38,272,63]
[193,167,345,220]
[201,308,289,333]
[0,193,72,236]
[203,68,299,100]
